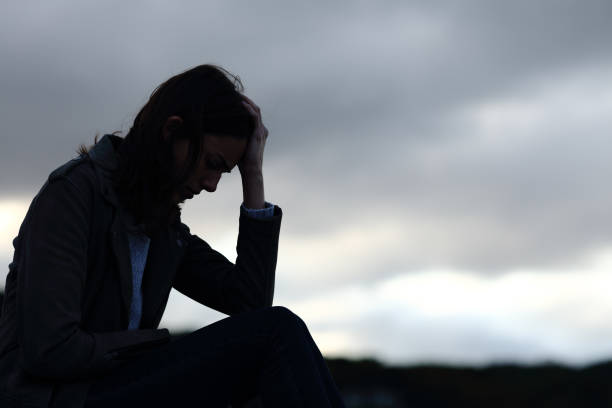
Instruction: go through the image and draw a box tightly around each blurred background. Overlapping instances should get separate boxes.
[1,1,612,406]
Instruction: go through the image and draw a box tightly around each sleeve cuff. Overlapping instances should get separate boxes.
[241,201,276,219]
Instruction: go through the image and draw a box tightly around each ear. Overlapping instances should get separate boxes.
[162,115,184,141]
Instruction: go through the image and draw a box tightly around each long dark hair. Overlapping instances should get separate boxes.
[79,64,255,234]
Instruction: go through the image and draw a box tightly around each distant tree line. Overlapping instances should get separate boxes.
[324,357,612,407]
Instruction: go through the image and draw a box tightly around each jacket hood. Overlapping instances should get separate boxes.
[88,134,121,169]
[87,134,121,205]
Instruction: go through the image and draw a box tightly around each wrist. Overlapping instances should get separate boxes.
[241,169,263,188]
[241,171,265,209]
[239,166,263,179]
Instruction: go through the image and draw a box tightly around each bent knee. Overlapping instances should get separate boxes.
[264,305,306,330]
[267,305,298,320]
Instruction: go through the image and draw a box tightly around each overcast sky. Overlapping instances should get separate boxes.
[1,0,612,366]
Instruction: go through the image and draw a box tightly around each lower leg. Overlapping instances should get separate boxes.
[294,316,347,408]
[258,306,346,408]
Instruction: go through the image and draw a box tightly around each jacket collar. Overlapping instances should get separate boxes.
[87,134,147,234]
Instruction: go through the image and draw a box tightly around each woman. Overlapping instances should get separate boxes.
[0,64,346,407]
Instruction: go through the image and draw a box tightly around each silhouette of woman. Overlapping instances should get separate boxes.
[0,64,346,408]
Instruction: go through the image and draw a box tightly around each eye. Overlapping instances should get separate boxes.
[204,155,231,173]
[204,154,232,173]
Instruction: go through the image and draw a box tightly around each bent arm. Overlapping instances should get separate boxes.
[17,176,169,381]
[173,205,282,315]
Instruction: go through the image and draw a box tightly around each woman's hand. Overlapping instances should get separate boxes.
[239,95,268,209]
[239,95,268,175]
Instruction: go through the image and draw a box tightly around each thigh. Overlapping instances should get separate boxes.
[85,307,283,408]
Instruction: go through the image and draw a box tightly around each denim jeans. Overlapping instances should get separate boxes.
[84,306,346,407]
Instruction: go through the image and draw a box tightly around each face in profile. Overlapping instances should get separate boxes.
[171,133,247,204]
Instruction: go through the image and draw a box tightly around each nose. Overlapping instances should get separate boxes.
[201,172,222,193]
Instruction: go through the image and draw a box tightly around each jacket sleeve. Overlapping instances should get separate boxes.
[172,206,282,316]
[17,175,170,381]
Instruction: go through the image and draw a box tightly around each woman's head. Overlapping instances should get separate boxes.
[112,64,255,232]
[168,124,247,203]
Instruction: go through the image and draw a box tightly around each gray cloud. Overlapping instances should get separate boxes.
[4,2,612,366]
[1,0,611,276]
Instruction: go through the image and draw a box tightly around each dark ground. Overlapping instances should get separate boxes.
[1,293,610,407]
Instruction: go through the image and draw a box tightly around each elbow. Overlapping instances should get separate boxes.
[264,276,275,307]
[252,277,274,309]
[262,289,274,308]
[252,297,272,311]
[233,290,273,315]
[254,286,275,310]
[257,274,275,309]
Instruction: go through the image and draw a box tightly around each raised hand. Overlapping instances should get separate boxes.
[239,95,269,175]
[239,95,268,209]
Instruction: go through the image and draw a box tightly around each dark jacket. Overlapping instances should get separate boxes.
[0,135,282,407]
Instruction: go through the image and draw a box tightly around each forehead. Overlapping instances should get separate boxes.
[201,133,247,164]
